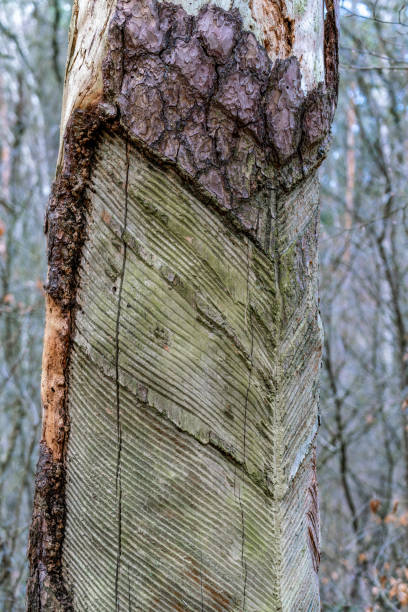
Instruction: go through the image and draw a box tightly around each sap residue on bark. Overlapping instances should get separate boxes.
[46,108,102,308]
[32,297,72,610]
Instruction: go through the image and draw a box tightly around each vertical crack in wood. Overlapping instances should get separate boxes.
[234,238,255,612]
[114,138,130,610]
[236,472,247,611]
[127,563,132,612]
[36,567,41,610]
[271,188,285,606]
[243,558,248,612]
[199,551,204,612]
[243,238,254,466]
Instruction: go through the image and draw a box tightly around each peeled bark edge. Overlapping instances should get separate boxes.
[27,1,339,608]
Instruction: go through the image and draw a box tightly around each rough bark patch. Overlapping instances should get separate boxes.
[102,0,338,213]
[27,442,72,611]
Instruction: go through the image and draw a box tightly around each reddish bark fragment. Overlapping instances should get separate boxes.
[216,72,263,126]
[163,37,217,95]
[123,0,165,54]
[265,58,304,163]
[197,5,240,63]
[235,32,270,80]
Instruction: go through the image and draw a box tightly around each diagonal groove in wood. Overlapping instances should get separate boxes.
[238,237,255,611]
[243,239,255,466]
[200,551,204,612]
[127,563,132,612]
[63,131,322,610]
[72,340,277,499]
[114,138,130,610]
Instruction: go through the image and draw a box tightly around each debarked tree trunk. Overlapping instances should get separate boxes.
[27,0,338,610]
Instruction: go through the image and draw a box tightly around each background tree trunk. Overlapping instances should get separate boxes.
[27,0,338,610]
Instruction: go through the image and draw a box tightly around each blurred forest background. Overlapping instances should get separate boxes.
[0,0,407,610]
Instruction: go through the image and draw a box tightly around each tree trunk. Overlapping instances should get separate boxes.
[27,0,338,610]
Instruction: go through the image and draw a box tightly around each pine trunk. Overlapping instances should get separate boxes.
[27,0,338,610]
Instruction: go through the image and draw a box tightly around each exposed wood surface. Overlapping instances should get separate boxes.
[62,131,321,609]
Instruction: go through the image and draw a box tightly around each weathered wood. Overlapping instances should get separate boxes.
[27,0,338,610]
